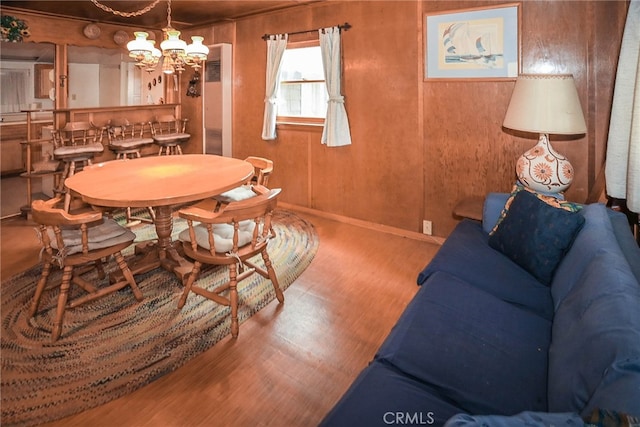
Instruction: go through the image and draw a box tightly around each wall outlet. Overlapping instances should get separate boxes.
[422,220,432,235]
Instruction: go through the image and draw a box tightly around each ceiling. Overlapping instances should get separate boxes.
[1,0,320,30]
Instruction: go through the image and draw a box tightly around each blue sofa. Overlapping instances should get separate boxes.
[321,191,640,426]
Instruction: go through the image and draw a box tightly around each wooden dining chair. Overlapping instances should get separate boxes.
[197,156,275,210]
[106,119,156,225]
[30,196,144,342]
[52,121,105,211]
[245,156,274,186]
[150,115,190,155]
[176,186,283,338]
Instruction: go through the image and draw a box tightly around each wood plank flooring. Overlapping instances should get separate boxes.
[1,208,442,427]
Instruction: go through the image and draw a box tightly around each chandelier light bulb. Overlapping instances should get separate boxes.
[162,55,175,75]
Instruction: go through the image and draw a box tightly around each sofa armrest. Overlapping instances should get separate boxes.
[482,193,509,234]
[444,412,583,427]
[607,208,640,282]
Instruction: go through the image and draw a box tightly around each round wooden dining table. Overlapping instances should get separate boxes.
[65,154,254,280]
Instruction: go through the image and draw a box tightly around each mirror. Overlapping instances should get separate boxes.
[0,41,55,119]
[0,41,165,116]
[68,45,164,108]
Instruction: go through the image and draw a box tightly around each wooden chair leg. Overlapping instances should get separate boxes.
[261,250,284,303]
[52,266,73,342]
[29,260,52,317]
[114,252,144,301]
[63,161,78,212]
[178,261,201,308]
[229,263,239,338]
[57,162,70,194]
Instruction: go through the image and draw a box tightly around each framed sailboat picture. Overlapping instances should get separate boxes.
[424,3,520,81]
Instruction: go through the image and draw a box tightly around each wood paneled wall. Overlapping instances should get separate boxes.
[231,1,426,232]
[5,1,628,237]
[225,0,627,236]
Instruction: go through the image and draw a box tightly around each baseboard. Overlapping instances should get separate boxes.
[280,202,445,245]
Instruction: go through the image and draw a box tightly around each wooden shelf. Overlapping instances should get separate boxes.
[453,196,484,221]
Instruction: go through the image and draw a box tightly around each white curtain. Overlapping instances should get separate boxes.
[319,27,352,147]
[261,34,288,140]
[0,70,27,113]
[606,0,640,212]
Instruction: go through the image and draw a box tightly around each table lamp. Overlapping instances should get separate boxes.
[503,74,587,194]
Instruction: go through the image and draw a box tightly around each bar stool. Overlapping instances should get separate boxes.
[151,115,190,155]
[107,119,154,160]
[52,121,104,212]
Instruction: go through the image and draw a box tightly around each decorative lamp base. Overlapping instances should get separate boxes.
[516,133,573,194]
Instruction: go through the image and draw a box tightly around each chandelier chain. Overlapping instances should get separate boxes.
[166,0,172,28]
[89,0,161,18]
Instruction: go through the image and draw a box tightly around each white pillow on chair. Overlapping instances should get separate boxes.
[178,221,257,253]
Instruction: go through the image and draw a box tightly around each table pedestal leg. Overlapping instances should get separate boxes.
[113,205,194,284]
[147,205,193,283]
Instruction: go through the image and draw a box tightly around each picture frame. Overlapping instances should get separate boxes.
[424,3,521,81]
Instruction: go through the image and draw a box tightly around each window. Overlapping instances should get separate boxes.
[277,41,327,125]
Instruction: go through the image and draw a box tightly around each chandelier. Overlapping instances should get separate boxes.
[91,0,208,74]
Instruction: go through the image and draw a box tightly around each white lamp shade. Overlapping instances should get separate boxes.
[185,36,209,59]
[503,74,587,135]
[127,32,153,56]
[160,30,187,54]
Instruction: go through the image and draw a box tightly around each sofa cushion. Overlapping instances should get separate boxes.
[488,190,585,285]
[551,204,622,310]
[377,271,551,415]
[418,220,553,320]
[319,361,464,427]
[548,249,640,416]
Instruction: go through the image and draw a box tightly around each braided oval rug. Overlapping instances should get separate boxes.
[1,210,318,427]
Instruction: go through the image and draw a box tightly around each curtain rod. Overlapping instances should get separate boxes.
[261,22,351,40]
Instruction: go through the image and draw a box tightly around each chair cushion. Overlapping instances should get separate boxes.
[153,133,190,145]
[53,143,104,158]
[110,137,154,150]
[216,185,257,203]
[488,190,585,285]
[178,221,257,254]
[48,218,135,255]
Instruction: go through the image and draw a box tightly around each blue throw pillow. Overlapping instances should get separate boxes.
[488,190,585,285]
